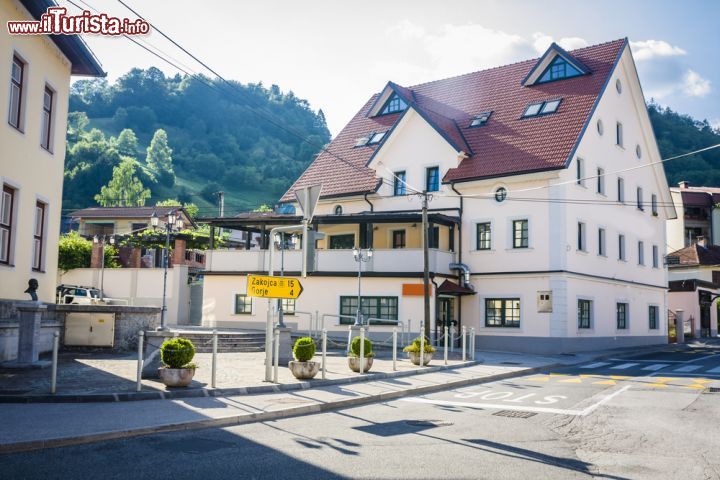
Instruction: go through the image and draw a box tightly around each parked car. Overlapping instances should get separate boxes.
[56,284,106,305]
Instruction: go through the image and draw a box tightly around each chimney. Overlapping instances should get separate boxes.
[679,181,690,189]
[697,236,708,248]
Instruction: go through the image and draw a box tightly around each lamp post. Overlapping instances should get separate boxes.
[93,234,115,299]
[151,210,184,331]
[352,247,373,326]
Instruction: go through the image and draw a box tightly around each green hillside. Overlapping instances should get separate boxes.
[63,67,331,217]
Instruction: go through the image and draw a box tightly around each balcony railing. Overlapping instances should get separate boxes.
[205,248,456,275]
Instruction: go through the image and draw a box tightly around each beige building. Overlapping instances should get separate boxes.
[1,0,104,302]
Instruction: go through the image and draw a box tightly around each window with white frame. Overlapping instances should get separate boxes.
[651,194,658,215]
[476,223,491,250]
[32,202,46,271]
[234,294,252,314]
[637,187,644,211]
[597,167,605,194]
[638,241,644,266]
[485,298,520,328]
[652,245,659,268]
[577,222,586,251]
[616,302,628,329]
[616,122,623,147]
[0,185,15,264]
[576,158,584,186]
[512,220,529,248]
[617,178,625,203]
[578,299,592,329]
[618,234,626,261]
[8,55,25,130]
[40,86,54,152]
[280,298,296,315]
[598,228,606,256]
[649,305,659,330]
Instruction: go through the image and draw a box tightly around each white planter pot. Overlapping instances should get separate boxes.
[348,356,373,373]
[408,351,434,366]
[288,360,320,379]
[158,367,196,387]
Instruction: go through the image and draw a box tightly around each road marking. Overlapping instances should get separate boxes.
[593,380,616,385]
[707,366,720,374]
[559,378,583,383]
[641,364,669,371]
[580,362,611,369]
[674,365,702,373]
[648,383,668,388]
[403,385,631,417]
[611,363,639,370]
[527,376,549,382]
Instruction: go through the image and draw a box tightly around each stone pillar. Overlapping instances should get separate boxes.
[128,247,142,268]
[2,302,51,368]
[172,238,187,267]
[91,242,103,268]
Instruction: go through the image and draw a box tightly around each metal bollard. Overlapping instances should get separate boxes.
[420,321,425,368]
[470,328,475,361]
[462,326,467,361]
[211,329,218,388]
[392,327,397,371]
[444,326,448,365]
[451,328,455,353]
[136,330,144,392]
[359,327,365,375]
[321,329,327,380]
[273,327,280,383]
[346,326,352,354]
[50,331,59,394]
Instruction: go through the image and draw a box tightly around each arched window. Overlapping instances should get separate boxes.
[334,205,343,215]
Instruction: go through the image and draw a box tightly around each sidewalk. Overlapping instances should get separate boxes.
[0,348,619,453]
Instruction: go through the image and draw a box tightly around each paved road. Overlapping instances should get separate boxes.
[3,347,720,479]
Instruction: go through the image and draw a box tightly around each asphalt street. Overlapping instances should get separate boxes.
[3,347,720,479]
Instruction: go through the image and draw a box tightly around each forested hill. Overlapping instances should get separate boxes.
[63,67,331,215]
[648,102,720,187]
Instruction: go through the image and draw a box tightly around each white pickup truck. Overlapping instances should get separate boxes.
[56,284,106,305]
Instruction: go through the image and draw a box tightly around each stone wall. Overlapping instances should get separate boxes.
[0,300,160,361]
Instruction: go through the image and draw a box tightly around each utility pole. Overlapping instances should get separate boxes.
[422,191,431,339]
[216,190,225,237]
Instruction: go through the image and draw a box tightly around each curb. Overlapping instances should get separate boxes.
[0,361,561,454]
[0,359,484,404]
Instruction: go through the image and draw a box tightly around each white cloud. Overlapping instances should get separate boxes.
[631,40,686,61]
[682,70,711,97]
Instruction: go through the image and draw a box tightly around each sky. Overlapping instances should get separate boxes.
[60,0,720,136]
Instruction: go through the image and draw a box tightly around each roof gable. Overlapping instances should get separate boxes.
[521,42,591,86]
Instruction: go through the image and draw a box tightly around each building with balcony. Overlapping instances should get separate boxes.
[1,0,104,303]
[666,182,720,251]
[200,39,675,353]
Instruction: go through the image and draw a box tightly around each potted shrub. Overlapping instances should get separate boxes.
[288,337,320,379]
[158,337,197,387]
[404,336,436,366]
[348,336,374,373]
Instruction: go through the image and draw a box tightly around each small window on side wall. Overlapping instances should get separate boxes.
[235,294,252,314]
[334,205,343,215]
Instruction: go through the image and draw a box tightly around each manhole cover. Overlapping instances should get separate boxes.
[405,420,453,427]
[492,410,537,419]
[706,387,720,393]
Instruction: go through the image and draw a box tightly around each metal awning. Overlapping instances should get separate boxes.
[437,279,476,296]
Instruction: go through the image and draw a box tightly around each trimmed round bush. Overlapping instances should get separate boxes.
[349,336,374,358]
[403,336,436,354]
[161,338,196,369]
[293,337,316,362]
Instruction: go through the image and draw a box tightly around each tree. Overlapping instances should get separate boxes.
[146,129,175,187]
[67,112,89,143]
[94,158,151,206]
[58,232,92,272]
[113,129,140,158]
[254,204,273,212]
[156,199,199,218]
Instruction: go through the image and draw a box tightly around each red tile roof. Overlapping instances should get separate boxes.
[281,39,627,202]
[667,243,720,266]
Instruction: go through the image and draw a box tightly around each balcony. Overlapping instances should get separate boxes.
[205,248,457,275]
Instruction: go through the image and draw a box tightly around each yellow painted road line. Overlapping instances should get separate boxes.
[593,380,617,385]
[559,378,583,383]
[527,376,549,382]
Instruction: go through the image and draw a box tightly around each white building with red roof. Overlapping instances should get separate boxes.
[201,38,676,353]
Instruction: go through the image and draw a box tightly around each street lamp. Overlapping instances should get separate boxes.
[352,247,373,326]
[151,209,184,331]
[93,234,115,299]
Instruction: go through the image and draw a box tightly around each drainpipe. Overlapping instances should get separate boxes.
[431,276,439,344]
[364,193,374,212]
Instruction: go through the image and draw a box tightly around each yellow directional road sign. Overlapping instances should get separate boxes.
[247,275,303,299]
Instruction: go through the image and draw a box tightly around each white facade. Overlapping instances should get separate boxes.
[201,42,674,353]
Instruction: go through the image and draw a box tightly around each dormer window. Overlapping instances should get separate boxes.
[380,93,407,115]
[522,99,562,118]
[368,131,386,145]
[538,56,583,83]
[470,111,492,127]
[355,136,369,147]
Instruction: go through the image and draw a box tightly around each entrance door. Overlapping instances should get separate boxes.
[699,290,712,338]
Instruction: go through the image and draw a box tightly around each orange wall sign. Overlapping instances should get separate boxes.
[402,284,431,296]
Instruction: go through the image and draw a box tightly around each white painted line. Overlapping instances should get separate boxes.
[674,365,702,373]
[608,358,685,364]
[641,364,669,371]
[706,366,720,374]
[610,363,639,370]
[401,385,632,417]
[580,362,611,369]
